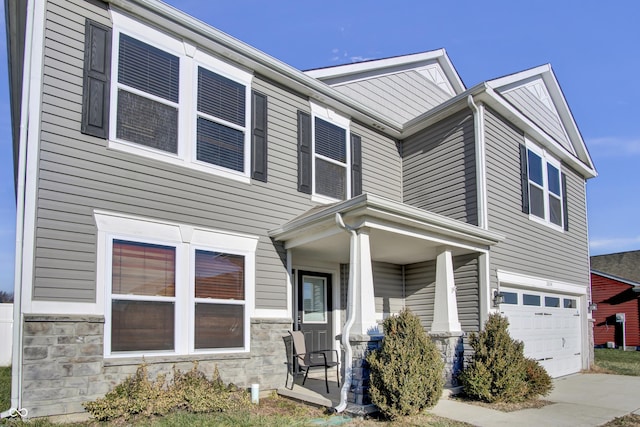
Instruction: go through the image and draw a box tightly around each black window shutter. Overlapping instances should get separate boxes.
[351,133,362,197]
[297,111,312,194]
[81,19,112,139]
[561,172,569,231]
[251,91,268,182]
[519,144,529,214]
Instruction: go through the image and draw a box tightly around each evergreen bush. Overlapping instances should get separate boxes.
[83,362,249,421]
[459,313,552,403]
[366,308,444,420]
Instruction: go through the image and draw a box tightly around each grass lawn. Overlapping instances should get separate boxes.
[1,366,11,412]
[0,393,468,426]
[594,348,640,376]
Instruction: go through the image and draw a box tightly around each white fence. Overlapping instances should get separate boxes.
[0,304,13,366]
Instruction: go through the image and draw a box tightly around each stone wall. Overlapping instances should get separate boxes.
[344,334,382,413]
[20,315,290,418]
[430,331,465,387]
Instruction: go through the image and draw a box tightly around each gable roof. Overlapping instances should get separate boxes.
[487,64,595,173]
[591,250,640,283]
[304,50,465,124]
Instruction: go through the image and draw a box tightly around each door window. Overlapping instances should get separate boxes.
[302,276,327,323]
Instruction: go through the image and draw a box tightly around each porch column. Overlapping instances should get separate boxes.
[353,227,378,335]
[430,247,462,333]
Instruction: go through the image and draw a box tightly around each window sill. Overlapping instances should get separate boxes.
[104,351,251,367]
[528,213,565,233]
[311,193,344,205]
[108,139,251,185]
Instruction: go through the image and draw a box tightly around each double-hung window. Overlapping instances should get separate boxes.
[314,117,348,200]
[97,211,257,357]
[297,104,355,202]
[109,12,252,182]
[525,141,564,228]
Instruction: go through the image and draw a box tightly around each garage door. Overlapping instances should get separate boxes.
[499,287,582,378]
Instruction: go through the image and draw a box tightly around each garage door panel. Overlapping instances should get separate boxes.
[500,287,582,378]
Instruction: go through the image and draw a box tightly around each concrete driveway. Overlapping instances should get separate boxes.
[431,374,640,426]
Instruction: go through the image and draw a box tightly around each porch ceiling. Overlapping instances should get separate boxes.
[269,193,505,265]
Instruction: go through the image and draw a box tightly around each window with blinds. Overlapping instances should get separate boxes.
[111,27,253,179]
[196,67,247,171]
[115,34,179,153]
[314,117,347,200]
[108,240,248,354]
[110,240,176,352]
[194,250,245,349]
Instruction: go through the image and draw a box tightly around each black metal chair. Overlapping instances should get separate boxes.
[283,330,339,393]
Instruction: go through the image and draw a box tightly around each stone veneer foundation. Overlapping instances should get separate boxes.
[341,331,466,414]
[20,315,290,418]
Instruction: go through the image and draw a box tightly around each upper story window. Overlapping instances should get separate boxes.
[314,116,348,200]
[109,11,252,183]
[297,102,361,203]
[116,34,180,154]
[522,139,567,230]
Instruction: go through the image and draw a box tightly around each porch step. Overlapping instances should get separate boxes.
[277,386,333,408]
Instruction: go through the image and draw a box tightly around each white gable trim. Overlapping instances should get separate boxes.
[487,65,595,173]
[305,49,465,94]
[478,88,597,178]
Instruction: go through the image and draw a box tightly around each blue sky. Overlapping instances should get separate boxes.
[0,1,639,293]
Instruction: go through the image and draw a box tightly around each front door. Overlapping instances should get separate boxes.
[297,270,333,353]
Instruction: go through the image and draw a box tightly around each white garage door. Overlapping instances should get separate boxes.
[499,287,582,378]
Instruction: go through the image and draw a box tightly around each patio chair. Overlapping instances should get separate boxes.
[283,330,339,393]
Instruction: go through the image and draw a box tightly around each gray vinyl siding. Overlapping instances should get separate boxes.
[34,0,403,305]
[351,122,402,201]
[332,71,451,123]
[372,262,404,318]
[402,109,478,225]
[453,254,480,332]
[405,260,436,330]
[484,108,590,287]
[405,255,480,332]
[500,87,574,155]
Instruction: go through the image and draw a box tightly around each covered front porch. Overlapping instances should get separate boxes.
[270,193,503,411]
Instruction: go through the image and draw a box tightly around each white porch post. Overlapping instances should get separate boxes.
[353,227,378,335]
[430,247,462,333]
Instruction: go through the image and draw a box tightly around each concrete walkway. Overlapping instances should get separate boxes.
[430,374,640,426]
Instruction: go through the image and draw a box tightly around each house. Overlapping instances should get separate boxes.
[6,0,597,418]
[591,251,640,349]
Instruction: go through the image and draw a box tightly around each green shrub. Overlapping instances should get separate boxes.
[524,357,553,398]
[83,362,249,421]
[366,308,444,420]
[459,313,552,403]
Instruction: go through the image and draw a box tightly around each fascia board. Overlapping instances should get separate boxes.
[108,0,404,137]
[269,193,504,247]
[486,64,551,89]
[591,269,640,288]
[304,50,446,79]
[402,83,487,138]
[476,88,597,178]
[540,71,597,173]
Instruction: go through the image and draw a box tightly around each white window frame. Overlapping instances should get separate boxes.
[526,138,564,231]
[310,101,351,203]
[95,210,257,358]
[109,11,253,184]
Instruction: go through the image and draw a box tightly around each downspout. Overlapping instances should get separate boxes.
[333,213,358,413]
[467,95,487,230]
[467,95,493,323]
[7,0,39,418]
